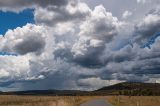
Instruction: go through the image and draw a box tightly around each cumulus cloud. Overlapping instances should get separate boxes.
[53,5,124,67]
[71,37,106,67]
[134,7,160,44]
[0,55,30,82]
[34,1,91,26]
[79,5,123,42]
[14,36,45,55]
[0,24,47,55]
[99,36,160,81]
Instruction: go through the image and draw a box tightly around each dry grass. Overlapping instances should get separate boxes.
[106,96,160,106]
[0,95,100,106]
[0,95,159,106]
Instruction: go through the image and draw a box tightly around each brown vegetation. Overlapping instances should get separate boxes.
[106,96,160,106]
[0,95,100,106]
[0,95,159,106]
[96,82,160,96]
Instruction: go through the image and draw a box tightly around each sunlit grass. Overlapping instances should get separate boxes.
[0,95,159,106]
[0,95,100,106]
[106,96,160,106]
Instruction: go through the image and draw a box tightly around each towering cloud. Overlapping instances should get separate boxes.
[53,5,123,67]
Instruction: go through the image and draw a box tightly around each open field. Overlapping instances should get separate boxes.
[0,95,159,106]
[0,95,100,106]
[106,96,160,106]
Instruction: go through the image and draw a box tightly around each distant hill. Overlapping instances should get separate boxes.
[1,82,160,96]
[94,82,160,96]
[0,90,88,96]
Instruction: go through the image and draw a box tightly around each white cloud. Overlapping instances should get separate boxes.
[134,7,160,44]
[0,55,31,81]
[79,5,123,42]
[137,0,147,4]
[122,10,132,19]
[0,69,9,78]
[0,24,47,55]
[34,1,91,26]
[78,77,123,90]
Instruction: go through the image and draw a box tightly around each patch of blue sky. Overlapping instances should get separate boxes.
[112,38,133,51]
[114,32,160,51]
[0,9,35,35]
[0,52,18,56]
[141,32,160,49]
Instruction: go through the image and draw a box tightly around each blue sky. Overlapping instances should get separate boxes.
[0,9,34,35]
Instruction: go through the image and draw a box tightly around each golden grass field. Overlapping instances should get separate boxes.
[0,95,100,106]
[106,96,160,106]
[0,95,159,106]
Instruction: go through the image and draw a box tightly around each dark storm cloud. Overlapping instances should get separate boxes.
[53,39,106,68]
[0,0,68,12]
[34,1,90,26]
[72,42,106,67]
[93,34,160,83]
[53,47,105,68]
[14,36,46,55]
[115,73,149,82]
[105,46,136,63]
[54,47,73,60]
[12,63,80,90]
[0,81,15,87]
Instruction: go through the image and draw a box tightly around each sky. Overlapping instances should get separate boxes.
[0,9,34,35]
[0,0,160,91]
